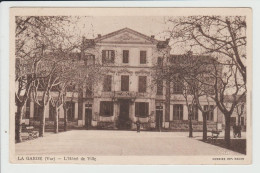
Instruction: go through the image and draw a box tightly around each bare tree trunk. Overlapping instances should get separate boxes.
[225,115,231,148]
[39,103,48,137]
[165,80,171,123]
[203,114,207,141]
[63,106,68,131]
[54,108,59,133]
[188,114,193,138]
[15,103,24,143]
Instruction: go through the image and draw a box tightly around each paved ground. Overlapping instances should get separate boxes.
[16,130,244,156]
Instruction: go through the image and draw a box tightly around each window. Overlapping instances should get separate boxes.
[67,83,76,92]
[34,102,43,120]
[241,117,244,126]
[25,100,30,119]
[103,75,112,92]
[140,51,147,64]
[49,102,55,121]
[230,117,236,126]
[51,85,60,92]
[138,76,147,92]
[84,55,95,66]
[100,101,114,117]
[123,50,129,63]
[121,75,129,91]
[157,80,163,95]
[173,104,183,120]
[86,82,93,96]
[37,79,45,91]
[203,77,214,95]
[157,57,163,66]
[135,102,149,118]
[189,104,198,120]
[173,80,183,94]
[66,102,75,121]
[204,105,214,121]
[102,50,115,64]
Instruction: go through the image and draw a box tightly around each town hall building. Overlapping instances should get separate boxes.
[23,28,225,131]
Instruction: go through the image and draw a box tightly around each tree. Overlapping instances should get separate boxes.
[154,52,218,140]
[15,16,72,142]
[167,16,247,147]
[235,100,245,126]
[171,54,217,141]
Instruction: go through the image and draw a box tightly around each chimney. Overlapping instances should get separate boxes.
[151,35,155,39]
[98,34,101,38]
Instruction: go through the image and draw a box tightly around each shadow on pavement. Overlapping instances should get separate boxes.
[199,138,246,155]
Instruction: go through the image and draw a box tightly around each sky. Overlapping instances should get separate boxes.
[73,16,169,40]
[68,16,189,54]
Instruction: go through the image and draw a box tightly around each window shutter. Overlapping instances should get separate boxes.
[111,50,115,63]
[121,75,129,91]
[140,51,147,64]
[101,102,104,116]
[110,102,114,116]
[145,103,149,117]
[108,75,112,91]
[102,50,106,63]
[103,75,111,91]
[123,50,129,63]
[135,103,139,116]
[143,76,147,92]
[180,105,183,120]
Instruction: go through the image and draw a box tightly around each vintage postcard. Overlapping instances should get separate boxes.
[9,7,252,164]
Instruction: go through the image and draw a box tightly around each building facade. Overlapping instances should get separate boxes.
[22,28,224,131]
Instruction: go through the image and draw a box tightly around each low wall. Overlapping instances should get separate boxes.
[169,120,218,132]
[22,119,234,132]
[23,119,78,132]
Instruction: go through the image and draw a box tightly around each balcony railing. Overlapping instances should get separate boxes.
[113,91,136,98]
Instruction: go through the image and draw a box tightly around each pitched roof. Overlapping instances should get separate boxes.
[94,27,166,45]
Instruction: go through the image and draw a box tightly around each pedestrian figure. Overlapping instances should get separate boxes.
[233,123,237,138]
[237,124,242,138]
[136,120,141,133]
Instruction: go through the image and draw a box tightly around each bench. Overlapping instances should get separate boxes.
[208,130,221,143]
[25,126,39,140]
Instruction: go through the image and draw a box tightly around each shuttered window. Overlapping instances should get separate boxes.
[66,101,75,121]
[138,76,147,92]
[25,100,30,119]
[121,75,129,91]
[123,50,129,63]
[86,82,93,96]
[135,102,149,118]
[157,57,163,66]
[34,101,43,121]
[103,75,112,92]
[157,80,163,95]
[102,50,115,64]
[140,51,147,64]
[84,55,95,66]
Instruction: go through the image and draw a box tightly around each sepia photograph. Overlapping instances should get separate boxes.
[8,7,252,165]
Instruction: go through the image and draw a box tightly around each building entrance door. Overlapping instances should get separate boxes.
[119,99,130,130]
[156,110,163,131]
[85,107,92,129]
